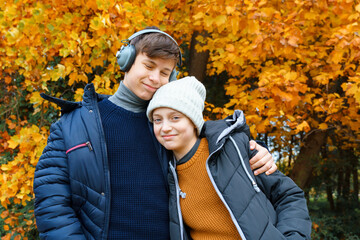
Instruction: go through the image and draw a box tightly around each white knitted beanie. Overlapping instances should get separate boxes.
[147,76,206,135]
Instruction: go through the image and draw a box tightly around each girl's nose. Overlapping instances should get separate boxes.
[162,121,172,132]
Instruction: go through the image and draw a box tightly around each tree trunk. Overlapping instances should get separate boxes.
[350,150,359,204]
[343,165,351,201]
[326,184,335,211]
[336,167,344,211]
[322,146,335,210]
[337,167,344,198]
[288,135,294,168]
[353,167,359,204]
[188,31,209,82]
[290,129,327,189]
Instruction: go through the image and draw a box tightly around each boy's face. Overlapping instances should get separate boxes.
[123,53,177,101]
[152,107,197,160]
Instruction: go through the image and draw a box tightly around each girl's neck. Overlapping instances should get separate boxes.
[174,138,201,163]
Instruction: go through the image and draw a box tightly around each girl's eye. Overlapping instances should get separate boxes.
[153,118,162,123]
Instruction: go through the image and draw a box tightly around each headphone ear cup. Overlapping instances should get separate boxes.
[116,45,136,72]
[169,69,178,82]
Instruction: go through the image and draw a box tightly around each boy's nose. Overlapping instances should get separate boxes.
[149,71,161,84]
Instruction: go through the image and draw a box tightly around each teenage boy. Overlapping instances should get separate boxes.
[33,27,276,240]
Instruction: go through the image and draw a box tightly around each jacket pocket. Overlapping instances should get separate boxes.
[66,141,93,154]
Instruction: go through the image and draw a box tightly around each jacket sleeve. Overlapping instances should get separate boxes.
[33,121,86,240]
[256,170,312,239]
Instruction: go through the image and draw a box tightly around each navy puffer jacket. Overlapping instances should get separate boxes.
[33,84,169,239]
[168,110,312,240]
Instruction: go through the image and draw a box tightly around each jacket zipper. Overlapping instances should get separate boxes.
[205,143,248,240]
[169,161,185,240]
[66,141,93,154]
[229,136,261,192]
[90,94,111,240]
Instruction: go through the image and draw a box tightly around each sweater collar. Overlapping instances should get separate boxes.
[108,81,149,113]
[177,138,201,165]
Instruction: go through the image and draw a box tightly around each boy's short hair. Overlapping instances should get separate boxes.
[130,27,180,63]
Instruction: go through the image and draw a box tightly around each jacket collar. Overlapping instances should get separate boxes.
[200,110,249,153]
[40,83,109,115]
[82,83,109,108]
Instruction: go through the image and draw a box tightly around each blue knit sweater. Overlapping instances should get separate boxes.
[98,98,169,239]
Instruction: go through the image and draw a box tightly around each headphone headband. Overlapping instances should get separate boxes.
[128,29,178,45]
[126,29,182,66]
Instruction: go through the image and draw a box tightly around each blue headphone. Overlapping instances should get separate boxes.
[116,29,182,81]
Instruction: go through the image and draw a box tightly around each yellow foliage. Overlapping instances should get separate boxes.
[318,123,328,130]
[1,125,47,209]
[296,121,311,134]
[1,0,360,237]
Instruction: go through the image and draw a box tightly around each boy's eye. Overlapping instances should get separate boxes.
[145,64,153,69]
[161,71,170,77]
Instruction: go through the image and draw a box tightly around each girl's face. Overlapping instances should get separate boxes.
[152,107,198,160]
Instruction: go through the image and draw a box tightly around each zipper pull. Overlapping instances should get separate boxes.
[86,141,93,151]
[252,181,261,193]
[179,190,186,199]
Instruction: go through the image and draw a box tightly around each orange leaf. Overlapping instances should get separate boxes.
[1,210,9,219]
[226,44,235,53]
[7,139,19,149]
[295,121,311,133]
[3,225,9,231]
[248,20,260,34]
[288,36,299,47]
[5,76,12,84]
[356,3,360,12]
[271,87,293,102]
[319,123,328,130]
[312,222,319,231]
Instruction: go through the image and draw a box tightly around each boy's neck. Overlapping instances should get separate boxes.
[108,81,149,113]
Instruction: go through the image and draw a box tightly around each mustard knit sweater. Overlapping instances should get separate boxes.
[176,138,241,240]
